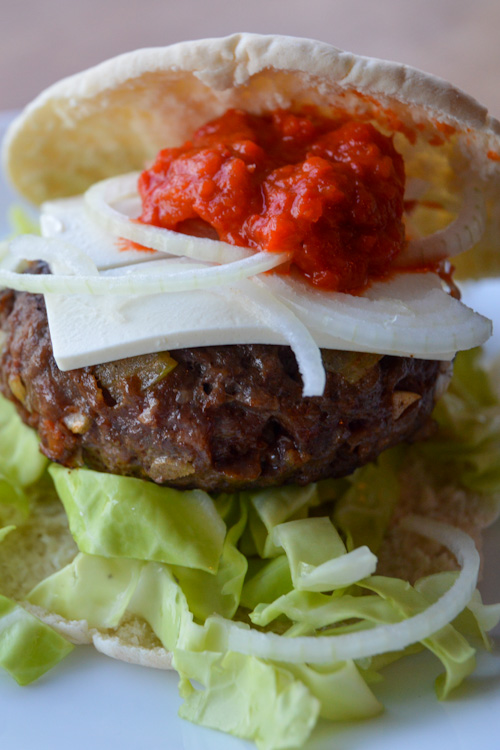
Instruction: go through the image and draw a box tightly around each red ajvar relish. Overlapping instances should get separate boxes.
[138,109,406,293]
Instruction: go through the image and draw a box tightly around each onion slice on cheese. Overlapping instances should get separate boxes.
[9,235,99,276]
[5,235,291,294]
[84,174,256,264]
[262,272,492,358]
[230,278,326,397]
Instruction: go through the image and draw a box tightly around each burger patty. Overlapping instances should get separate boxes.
[0,283,446,492]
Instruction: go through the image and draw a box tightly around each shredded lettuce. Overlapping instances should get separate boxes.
[418,348,500,494]
[26,549,381,748]
[274,517,377,591]
[359,576,477,699]
[0,396,47,490]
[240,555,293,610]
[249,589,401,633]
[50,464,226,572]
[240,483,321,558]
[176,650,320,750]
[415,572,500,649]
[0,594,73,685]
[29,553,145,628]
[172,497,248,620]
[0,397,74,683]
[7,205,39,238]
[282,660,383,721]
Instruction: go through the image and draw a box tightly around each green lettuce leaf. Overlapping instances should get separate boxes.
[7,205,40,238]
[28,552,198,654]
[0,511,75,689]
[282,660,383,721]
[175,649,320,750]
[28,553,145,628]
[419,349,500,494]
[49,465,226,572]
[274,517,345,581]
[173,497,248,620]
[240,556,293,610]
[0,394,47,489]
[244,484,321,558]
[274,516,376,592]
[0,475,29,521]
[249,589,400,633]
[416,572,500,649]
[0,595,73,685]
[360,576,477,699]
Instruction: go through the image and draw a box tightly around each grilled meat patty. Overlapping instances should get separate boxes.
[0,281,445,492]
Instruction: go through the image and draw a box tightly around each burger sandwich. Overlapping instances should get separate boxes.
[0,33,500,749]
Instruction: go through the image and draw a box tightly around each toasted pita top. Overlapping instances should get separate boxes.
[3,33,500,275]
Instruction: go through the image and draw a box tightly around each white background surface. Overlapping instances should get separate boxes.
[0,106,500,749]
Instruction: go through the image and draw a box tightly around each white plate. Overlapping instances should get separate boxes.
[0,111,499,750]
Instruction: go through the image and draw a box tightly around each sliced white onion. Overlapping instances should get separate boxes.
[10,235,99,276]
[85,173,255,264]
[262,273,492,357]
[399,185,486,266]
[207,516,479,664]
[230,278,326,397]
[1,237,291,296]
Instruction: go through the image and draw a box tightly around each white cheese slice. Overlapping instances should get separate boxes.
[41,196,164,270]
[44,261,468,371]
[27,194,491,374]
[45,286,284,369]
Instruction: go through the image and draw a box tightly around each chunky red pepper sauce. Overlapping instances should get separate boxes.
[138,109,406,293]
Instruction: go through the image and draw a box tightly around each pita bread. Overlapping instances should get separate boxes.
[22,604,174,669]
[3,33,500,276]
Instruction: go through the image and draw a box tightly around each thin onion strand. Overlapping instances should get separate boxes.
[232,278,326,397]
[2,237,291,295]
[84,174,255,264]
[398,185,486,266]
[207,516,480,663]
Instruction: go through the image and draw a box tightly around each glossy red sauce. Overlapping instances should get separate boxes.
[138,108,406,293]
